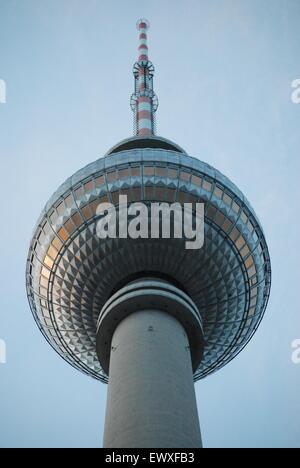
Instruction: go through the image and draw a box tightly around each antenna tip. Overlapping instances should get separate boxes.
[136,18,150,30]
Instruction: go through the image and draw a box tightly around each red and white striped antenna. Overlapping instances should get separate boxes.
[130,19,158,136]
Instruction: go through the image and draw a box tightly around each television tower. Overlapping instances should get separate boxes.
[26,20,271,448]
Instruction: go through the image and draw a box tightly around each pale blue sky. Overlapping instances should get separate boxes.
[0,0,299,448]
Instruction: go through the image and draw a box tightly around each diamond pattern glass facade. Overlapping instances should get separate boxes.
[26,147,271,383]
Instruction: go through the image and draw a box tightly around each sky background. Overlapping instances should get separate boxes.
[0,0,299,448]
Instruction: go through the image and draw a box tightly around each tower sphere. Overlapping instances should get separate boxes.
[26,134,271,383]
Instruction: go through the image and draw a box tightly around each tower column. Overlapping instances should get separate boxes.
[104,309,202,448]
[96,279,204,448]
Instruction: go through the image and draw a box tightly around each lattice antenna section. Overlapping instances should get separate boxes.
[130,19,159,136]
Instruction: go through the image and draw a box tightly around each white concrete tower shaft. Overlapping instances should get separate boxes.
[96,279,204,448]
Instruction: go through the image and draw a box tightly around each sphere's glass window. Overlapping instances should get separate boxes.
[168,168,178,179]
[223,218,233,233]
[230,227,240,242]
[232,201,240,214]
[57,202,64,216]
[43,255,53,269]
[235,235,246,251]
[191,175,202,186]
[203,180,212,192]
[52,237,62,251]
[214,186,223,199]
[58,226,68,242]
[223,193,232,206]
[155,166,167,177]
[118,168,129,179]
[206,205,217,219]
[144,166,155,176]
[241,211,248,224]
[74,185,84,200]
[245,256,254,269]
[64,194,73,208]
[247,220,255,233]
[131,166,141,177]
[248,265,256,278]
[180,171,191,182]
[84,180,94,192]
[95,175,105,187]
[241,245,250,258]
[72,212,83,228]
[107,172,117,183]
[82,204,92,220]
[215,210,226,227]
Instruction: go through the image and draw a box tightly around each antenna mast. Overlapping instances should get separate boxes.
[131,19,159,136]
